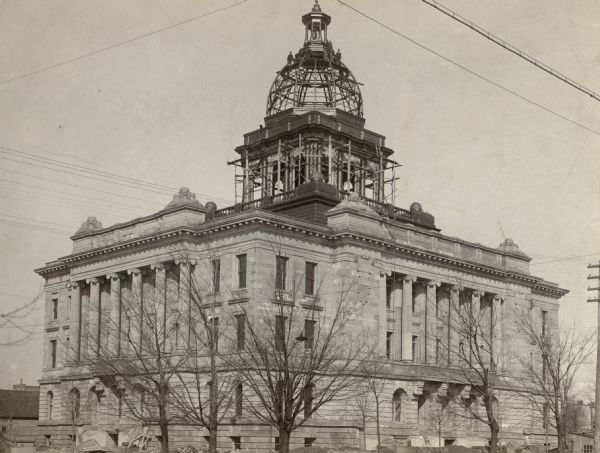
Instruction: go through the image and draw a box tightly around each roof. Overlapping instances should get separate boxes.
[0,389,39,419]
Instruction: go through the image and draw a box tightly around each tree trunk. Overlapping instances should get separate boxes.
[159,419,169,453]
[208,427,218,453]
[375,401,381,452]
[279,428,291,453]
[557,424,568,453]
[490,423,499,453]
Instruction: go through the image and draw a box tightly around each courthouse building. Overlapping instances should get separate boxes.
[35,3,567,450]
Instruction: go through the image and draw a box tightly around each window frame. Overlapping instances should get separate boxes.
[50,339,57,368]
[211,258,221,295]
[236,313,246,351]
[51,297,58,321]
[275,256,288,291]
[237,254,247,289]
[305,261,317,296]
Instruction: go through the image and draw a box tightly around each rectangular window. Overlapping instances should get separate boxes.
[305,262,316,295]
[304,319,315,349]
[236,314,246,351]
[275,315,286,351]
[542,353,548,381]
[541,310,548,337]
[386,331,393,359]
[231,437,241,451]
[67,295,71,320]
[412,295,417,314]
[436,298,440,318]
[304,384,313,418]
[50,340,57,368]
[51,298,58,320]
[211,259,220,294]
[584,446,593,453]
[385,276,394,310]
[412,335,419,362]
[235,382,243,417]
[435,338,441,364]
[305,438,316,448]
[237,254,247,289]
[275,256,288,291]
[274,438,280,452]
[209,317,219,352]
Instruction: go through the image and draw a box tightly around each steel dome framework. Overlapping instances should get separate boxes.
[265,1,363,118]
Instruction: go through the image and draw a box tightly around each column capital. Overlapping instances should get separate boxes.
[86,277,101,285]
[427,280,441,288]
[67,280,81,290]
[127,268,142,276]
[175,258,196,266]
[492,295,504,303]
[403,275,417,283]
[450,284,462,293]
[150,262,166,272]
[472,289,485,298]
[106,272,124,281]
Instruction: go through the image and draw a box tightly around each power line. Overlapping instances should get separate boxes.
[0,219,73,235]
[0,168,164,207]
[0,146,235,204]
[419,0,600,103]
[0,146,176,195]
[0,214,74,229]
[336,0,600,138]
[0,0,249,85]
[0,178,153,212]
[0,188,147,219]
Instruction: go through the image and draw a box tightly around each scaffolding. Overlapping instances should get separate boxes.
[228,132,401,206]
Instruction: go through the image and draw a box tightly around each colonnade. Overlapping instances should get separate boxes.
[387,274,505,368]
[65,260,196,362]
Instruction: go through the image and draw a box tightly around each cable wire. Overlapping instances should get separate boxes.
[419,0,600,103]
[0,0,249,85]
[336,0,600,138]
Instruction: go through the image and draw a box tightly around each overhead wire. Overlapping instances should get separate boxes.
[0,168,164,207]
[336,0,600,138]
[418,0,600,103]
[0,0,249,85]
[0,146,235,204]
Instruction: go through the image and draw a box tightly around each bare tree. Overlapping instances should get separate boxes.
[83,266,188,453]
[515,311,595,453]
[62,386,81,452]
[225,264,368,453]
[169,258,238,453]
[440,288,503,453]
[421,394,453,447]
[353,359,388,451]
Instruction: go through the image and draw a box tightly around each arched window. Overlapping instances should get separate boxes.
[47,391,54,420]
[68,388,80,420]
[392,388,407,422]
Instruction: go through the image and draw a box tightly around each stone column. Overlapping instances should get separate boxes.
[425,281,440,364]
[448,285,461,366]
[68,281,81,362]
[86,277,101,358]
[392,275,403,361]
[177,260,193,349]
[151,263,167,349]
[402,275,416,360]
[127,268,143,353]
[472,290,485,366]
[107,273,122,355]
[493,295,504,369]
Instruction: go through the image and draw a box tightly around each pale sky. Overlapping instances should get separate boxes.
[0,0,599,390]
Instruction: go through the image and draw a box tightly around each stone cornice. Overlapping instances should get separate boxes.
[35,210,567,297]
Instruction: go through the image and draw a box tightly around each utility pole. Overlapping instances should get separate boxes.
[588,262,600,453]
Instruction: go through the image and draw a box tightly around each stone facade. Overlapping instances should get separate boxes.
[34,2,567,451]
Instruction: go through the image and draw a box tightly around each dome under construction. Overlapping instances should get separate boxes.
[266,1,364,118]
